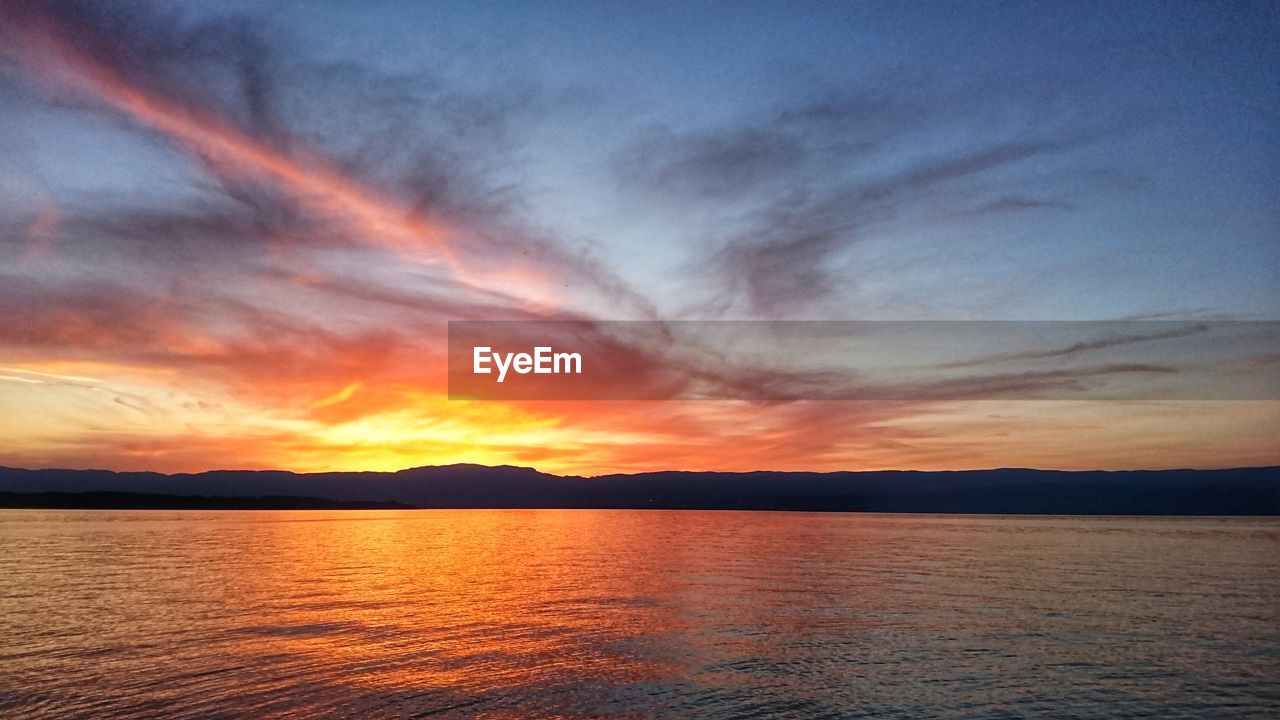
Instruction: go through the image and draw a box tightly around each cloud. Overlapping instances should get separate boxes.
[617,75,945,202]
[936,323,1212,369]
[0,0,655,317]
[617,69,1138,317]
[709,135,1103,316]
[691,359,1182,403]
[962,196,1076,216]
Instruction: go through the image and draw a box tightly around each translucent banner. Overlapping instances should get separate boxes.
[447,321,1280,401]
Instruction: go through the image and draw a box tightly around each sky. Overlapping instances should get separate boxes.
[0,0,1277,474]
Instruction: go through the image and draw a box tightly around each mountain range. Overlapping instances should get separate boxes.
[0,465,1276,514]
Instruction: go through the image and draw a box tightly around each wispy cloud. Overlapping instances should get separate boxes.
[0,0,654,317]
[618,69,1142,317]
[936,323,1212,369]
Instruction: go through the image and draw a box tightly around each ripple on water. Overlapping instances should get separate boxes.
[0,510,1277,719]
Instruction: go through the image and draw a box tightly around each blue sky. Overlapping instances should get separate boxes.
[220,0,1280,319]
[6,0,1277,321]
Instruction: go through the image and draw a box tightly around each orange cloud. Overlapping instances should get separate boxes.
[0,12,565,311]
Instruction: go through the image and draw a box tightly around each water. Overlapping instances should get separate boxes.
[1,511,1276,718]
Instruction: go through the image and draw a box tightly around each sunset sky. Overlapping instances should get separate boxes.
[1,0,1277,474]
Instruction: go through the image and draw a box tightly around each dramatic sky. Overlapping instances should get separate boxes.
[1,0,1277,474]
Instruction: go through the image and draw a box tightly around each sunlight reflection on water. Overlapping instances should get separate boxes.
[1,511,1277,718]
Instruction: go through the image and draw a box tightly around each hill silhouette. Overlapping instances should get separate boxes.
[0,491,414,510]
[0,465,1276,514]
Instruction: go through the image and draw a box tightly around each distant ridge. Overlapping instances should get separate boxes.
[0,491,414,510]
[0,465,1277,514]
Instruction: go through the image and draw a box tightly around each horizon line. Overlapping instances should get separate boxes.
[4,463,1278,478]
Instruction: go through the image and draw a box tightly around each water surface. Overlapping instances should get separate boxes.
[1,511,1277,718]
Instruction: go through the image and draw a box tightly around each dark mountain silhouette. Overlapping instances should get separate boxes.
[0,491,414,510]
[0,465,1276,514]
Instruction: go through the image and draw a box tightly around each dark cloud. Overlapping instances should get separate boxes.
[936,323,1212,369]
[0,0,657,318]
[690,361,1182,403]
[616,75,945,201]
[963,196,1076,216]
[617,69,1140,316]
[618,126,811,199]
[710,134,1103,316]
[855,363,1180,402]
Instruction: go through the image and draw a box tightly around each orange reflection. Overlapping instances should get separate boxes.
[221,511,686,714]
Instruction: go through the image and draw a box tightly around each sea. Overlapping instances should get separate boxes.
[1,510,1276,718]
